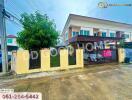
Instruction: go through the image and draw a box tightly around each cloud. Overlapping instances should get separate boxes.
[6,0,132,35]
[6,0,99,33]
[36,0,99,31]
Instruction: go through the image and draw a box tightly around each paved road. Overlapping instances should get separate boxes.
[0,64,132,100]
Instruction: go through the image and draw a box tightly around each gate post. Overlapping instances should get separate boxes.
[15,50,29,74]
[60,49,68,70]
[118,48,125,63]
[41,49,50,71]
[76,49,84,68]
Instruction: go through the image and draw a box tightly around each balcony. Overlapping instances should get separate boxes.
[68,35,123,43]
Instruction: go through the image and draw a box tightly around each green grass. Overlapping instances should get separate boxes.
[50,54,76,67]
[50,55,60,67]
[68,55,76,65]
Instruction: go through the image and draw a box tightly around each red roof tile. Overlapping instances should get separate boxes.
[7,35,16,38]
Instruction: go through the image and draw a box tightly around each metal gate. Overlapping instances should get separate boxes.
[84,49,118,64]
[29,51,41,69]
[50,47,60,67]
[68,49,76,65]
[124,48,132,63]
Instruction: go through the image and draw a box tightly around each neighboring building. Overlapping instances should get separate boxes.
[62,14,132,64]
[0,35,18,71]
[0,35,18,55]
[124,42,132,48]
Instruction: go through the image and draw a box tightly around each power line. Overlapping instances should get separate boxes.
[4,10,22,28]
[6,9,21,19]
[5,10,21,22]
[6,17,22,28]
[6,18,23,30]
[27,0,39,11]
[5,0,48,30]
[4,1,24,33]
[6,0,44,15]
[9,0,37,13]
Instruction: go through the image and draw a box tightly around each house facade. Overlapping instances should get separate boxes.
[0,35,18,55]
[62,14,132,64]
[0,35,18,72]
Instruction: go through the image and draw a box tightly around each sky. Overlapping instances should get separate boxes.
[5,0,132,35]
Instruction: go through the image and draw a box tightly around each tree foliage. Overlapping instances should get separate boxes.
[17,12,59,50]
[119,39,125,48]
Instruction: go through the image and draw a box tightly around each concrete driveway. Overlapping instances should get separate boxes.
[0,64,132,100]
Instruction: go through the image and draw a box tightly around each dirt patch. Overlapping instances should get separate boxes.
[0,64,132,100]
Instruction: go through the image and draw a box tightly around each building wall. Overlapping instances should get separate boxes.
[81,27,93,36]
[70,26,80,38]
[124,48,132,62]
[118,48,132,63]
[70,19,132,32]
[7,38,17,46]
[68,27,72,39]
[63,18,132,43]
[0,38,17,46]
[124,32,132,42]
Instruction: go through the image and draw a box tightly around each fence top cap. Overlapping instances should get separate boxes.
[42,48,50,50]
[12,50,17,53]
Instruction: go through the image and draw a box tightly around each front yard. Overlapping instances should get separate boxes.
[0,64,132,100]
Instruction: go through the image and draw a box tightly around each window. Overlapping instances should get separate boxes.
[110,33,115,37]
[72,32,75,37]
[76,32,79,35]
[72,31,79,37]
[125,34,129,39]
[80,30,83,35]
[80,30,90,36]
[102,32,106,37]
[94,33,98,36]
[8,38,13,43]
[84,30,89,36]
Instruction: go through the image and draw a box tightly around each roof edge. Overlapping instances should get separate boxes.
[62,14,132,35]
[70,14,132,26]
[62,14,72,36]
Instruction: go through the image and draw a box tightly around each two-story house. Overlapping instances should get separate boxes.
[62,14,132,64]
[0,35,18,55]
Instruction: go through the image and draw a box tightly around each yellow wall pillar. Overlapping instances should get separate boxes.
[118,48,125,63]
[41,49,50,71]
[76,49,84,68]
[60,49,68,70]
[15,50,29,74]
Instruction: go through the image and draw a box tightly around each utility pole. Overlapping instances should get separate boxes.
[0,0,8,73]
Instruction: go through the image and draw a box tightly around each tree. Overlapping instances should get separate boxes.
[119,39,125,48]
[17,12,59,50]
